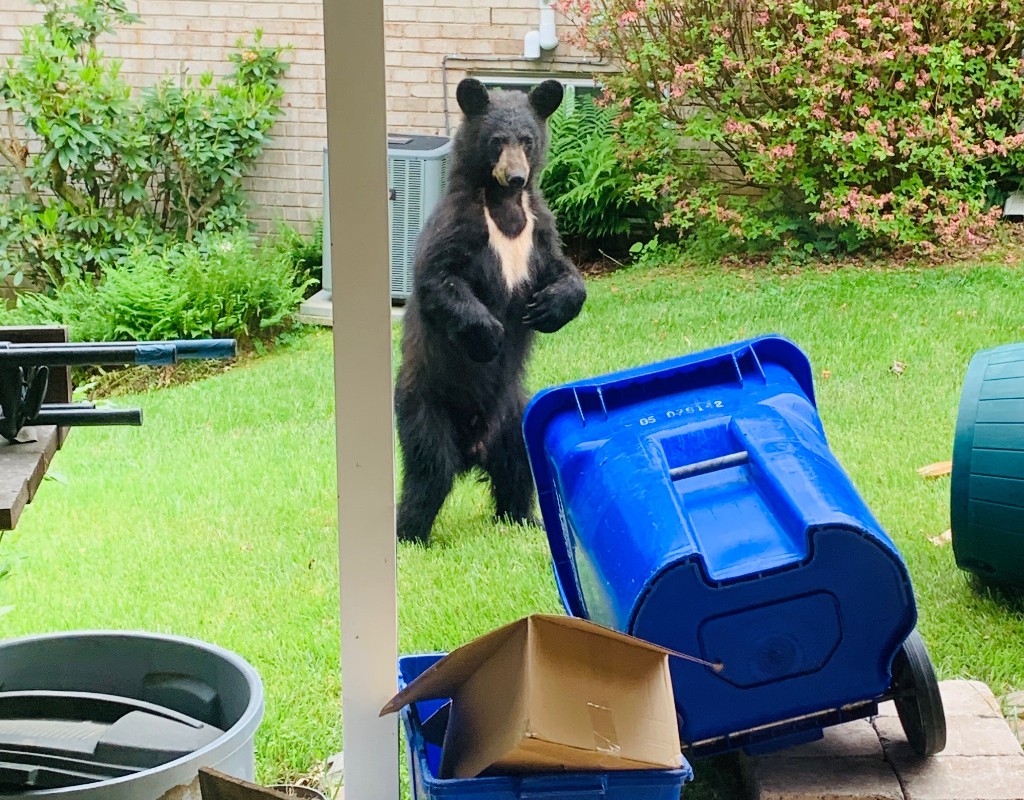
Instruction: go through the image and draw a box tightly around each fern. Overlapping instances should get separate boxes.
[0,231,308,343]
[540,89,650,242]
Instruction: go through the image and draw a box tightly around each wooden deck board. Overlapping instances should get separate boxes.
[0,425,61,530]
[0,326,72,529]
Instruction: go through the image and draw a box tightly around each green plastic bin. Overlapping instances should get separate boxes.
[951,342,1024,584]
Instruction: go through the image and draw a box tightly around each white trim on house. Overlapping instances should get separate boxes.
[474,74,604,90]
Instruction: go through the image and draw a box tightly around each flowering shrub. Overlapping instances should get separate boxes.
[558,0,1024,254]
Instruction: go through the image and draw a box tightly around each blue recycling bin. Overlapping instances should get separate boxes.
[522,335,945,757]
[397,654,694,800]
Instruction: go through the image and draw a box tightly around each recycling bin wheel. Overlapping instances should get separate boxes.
[890,630,946,757]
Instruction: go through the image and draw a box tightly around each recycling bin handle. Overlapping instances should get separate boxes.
[670,450,749,480]
[520,776,605,799]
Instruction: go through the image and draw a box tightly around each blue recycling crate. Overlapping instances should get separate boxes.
[522,335,946,757]
[398,654,694,800]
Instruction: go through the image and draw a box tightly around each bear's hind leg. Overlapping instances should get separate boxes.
[396,397,460,545]
[483,405,539,529]
[397,459,456,544]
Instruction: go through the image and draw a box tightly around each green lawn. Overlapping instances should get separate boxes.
[1,261,1023,793]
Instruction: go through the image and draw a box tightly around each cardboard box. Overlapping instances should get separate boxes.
[381,614,682,779]
[197,769,331,799]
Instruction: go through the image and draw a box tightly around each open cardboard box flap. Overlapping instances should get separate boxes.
[381,614,675,714]
[382,615,683,779]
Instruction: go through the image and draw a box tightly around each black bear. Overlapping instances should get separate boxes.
[394,78,586,545]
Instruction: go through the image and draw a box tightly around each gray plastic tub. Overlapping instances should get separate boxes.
[0,630,264,798]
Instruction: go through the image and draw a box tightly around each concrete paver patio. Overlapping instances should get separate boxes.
[749,681,1024,800]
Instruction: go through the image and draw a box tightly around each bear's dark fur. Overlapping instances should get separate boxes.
[394,78,586,545]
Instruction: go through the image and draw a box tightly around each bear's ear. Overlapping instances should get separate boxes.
[457,78,490,117]
[529,80,564,120]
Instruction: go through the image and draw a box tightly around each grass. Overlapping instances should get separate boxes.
[1,259,1023,795]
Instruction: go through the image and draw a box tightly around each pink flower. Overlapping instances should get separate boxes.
[618,10,638,25]
[856,104,870,117]
[895,79,906,91]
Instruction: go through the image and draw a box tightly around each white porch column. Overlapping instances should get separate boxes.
[323,0,399,797]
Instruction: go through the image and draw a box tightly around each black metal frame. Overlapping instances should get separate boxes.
[0,339,236,444]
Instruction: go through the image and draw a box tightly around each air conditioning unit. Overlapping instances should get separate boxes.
[386,134,452,302]
[315,135,451,313]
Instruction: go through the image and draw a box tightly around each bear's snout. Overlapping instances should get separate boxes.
[493,144,530,189]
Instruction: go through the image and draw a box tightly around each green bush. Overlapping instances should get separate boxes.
[558,0,1024,255]
[0,0,288,287]
[273,219,323,296]
[143,34,288,241]
[2,231,309,343]
[540,87,653,250]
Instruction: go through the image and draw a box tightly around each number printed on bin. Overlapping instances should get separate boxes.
[638,399,724,426]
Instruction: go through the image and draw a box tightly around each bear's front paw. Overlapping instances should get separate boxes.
[523,281,585,333]
[461,316,505,362]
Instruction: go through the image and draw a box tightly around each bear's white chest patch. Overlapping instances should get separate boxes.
[484,195,535,291]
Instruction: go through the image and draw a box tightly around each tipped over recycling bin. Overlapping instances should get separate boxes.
[523,335,946,758]
[0,630,263,798]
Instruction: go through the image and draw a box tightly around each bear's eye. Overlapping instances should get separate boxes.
[489,135,506,151]
[521,136,534,152]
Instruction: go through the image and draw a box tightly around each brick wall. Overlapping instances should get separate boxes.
[0,1,607,233]
[383,0,613,137]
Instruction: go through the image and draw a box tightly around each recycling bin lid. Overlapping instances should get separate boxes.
[0,690,225,791]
